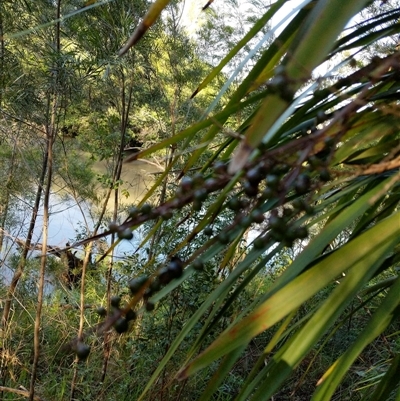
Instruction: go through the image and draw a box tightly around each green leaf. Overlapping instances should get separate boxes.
[178,211,400,380]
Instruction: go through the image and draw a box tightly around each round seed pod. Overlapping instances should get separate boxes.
[269,215,286,233]
[261,186,274,200]
[168,257,183,279]
[218,232,230,244]
[204,177,219,192]
[251,209,265,224]
[203,226,213,236]
[228,197,241,211]
[143,287,153,302]
[114,317,129,334]
[192,259,204,271]
[266,174,279,189]
[295,226,308,239]
[243,181,259,197]
[270,230,285,242]
[76,341,91,361]
[180,176,194,192]
[108,222,119,232]
[316,110,325,123]
[239,198,250,209]
[158,266,173,285]
[125,308,137,321]
[192,200,202,211]
[319,168,331,182]
[295,174,311,195]
[213,161,227,174]
[96,306,107,317]
[110,295,121,308]
[150,277,161,292]
[128,275,148,295]
[246,167,263,186]
[128,207,139,219]
[272,163,290,176]
[194,188,208,202]
[308,155,322,169]
[192,172,205,186]
[145,301,155,312]
[282,207,293,219]
[292,198,305,211]
[140,203,153,215]
[239,215,253,228]
[118,229,133,240]
[304,202,315,215]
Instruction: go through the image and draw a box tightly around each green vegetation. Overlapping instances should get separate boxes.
[0,0,399,400]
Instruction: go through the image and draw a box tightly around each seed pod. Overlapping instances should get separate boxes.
[150,277,161,292]
[269,215,283,230]
[168,257,183,279]
[143,287,153,302]
[140,203,152,215]
[261,186,274,200]
[251,209,265,224]
[295,226,308,239]
[180,176,194,192]
[292,198,305,211]
[205,177,219,192]
[192,259,204,271]
[213,161,227,174]
[109,222,119,232]
[246,167,263,186]
[203,226,213,236]
[118,229,133,240]
[76,341,91,361]
[319,168,331,182]
[114,317,129,334]
[239,215,253,228]
[243,181,259,197]
[158,266,173,285]
[96,306,107,317]
[218,232,230,244]
[110,295,121,308]
[266,174,279,189]
[128,207,139,218]
[145,301,155,312]
[192,200,202,211]
[125,308,137,321]
[128,275,148,295]
[295,174,311,195]
[228,197,241,211]
[194,188,208,202]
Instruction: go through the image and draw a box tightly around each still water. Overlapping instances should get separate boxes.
[0,158,163,287]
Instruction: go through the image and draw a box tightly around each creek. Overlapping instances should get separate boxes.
[0,157,163,289]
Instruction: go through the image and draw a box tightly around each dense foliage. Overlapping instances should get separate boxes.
[0,0,399,400]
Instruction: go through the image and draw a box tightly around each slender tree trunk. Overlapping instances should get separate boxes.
[71,74,133,400]
[29,130,55,401]
[29,0,61,398]
[99,75,132,386]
